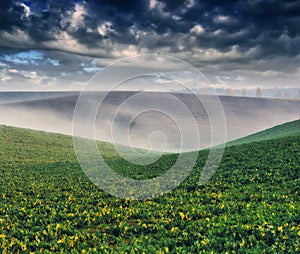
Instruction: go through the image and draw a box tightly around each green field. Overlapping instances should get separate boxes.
[0,123,299,253]
[227,119,300,147]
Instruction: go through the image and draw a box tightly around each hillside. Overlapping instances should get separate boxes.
[227,118,300,146]
[0,125,299,253]
[1,91,300,151]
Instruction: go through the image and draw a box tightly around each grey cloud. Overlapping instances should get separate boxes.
[0,0,299,90]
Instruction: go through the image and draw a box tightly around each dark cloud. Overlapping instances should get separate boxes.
[0,0,299,89]
[0,0,299,54]
[0,0,26,31]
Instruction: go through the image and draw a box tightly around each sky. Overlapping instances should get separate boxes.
[0,0,299,93]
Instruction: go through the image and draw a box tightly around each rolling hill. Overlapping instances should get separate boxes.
[0,124,299,253]
[227,118,300,146]
[1,91,300,152]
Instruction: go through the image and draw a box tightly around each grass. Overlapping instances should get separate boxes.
[227,119,300,146]
[0,124,299,253]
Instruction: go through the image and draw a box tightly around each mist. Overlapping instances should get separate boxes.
[0,91,300,153]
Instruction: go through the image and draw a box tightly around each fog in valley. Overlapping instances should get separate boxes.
[0,91,300,153]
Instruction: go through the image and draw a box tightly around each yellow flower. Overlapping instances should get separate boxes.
[170,227,178,232]
[239,239,245,247]
[165,247,169,253]
[242,224,251,230]
[201,238,209,245]
[20,243,27,251]
[297,231,300,237]
[179,212,185,220]
[277,226,283,232]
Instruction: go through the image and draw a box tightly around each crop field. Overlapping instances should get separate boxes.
[0,124,299,253]
[227,119,300,147]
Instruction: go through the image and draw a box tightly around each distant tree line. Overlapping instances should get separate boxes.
[223,87,300,99]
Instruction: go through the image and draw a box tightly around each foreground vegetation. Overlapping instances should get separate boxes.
[0,124,299,253]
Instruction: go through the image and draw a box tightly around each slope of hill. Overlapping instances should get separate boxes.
[0,125,299,253]
[227,118,300,146]
[1,91,300,151]
[0,91,78,104]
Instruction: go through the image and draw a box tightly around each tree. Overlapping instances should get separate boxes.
[283,90,290,99]
[227,88,234,96]
[256,87,262,97]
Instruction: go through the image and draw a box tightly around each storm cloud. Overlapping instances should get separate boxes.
[0,0,299,90]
